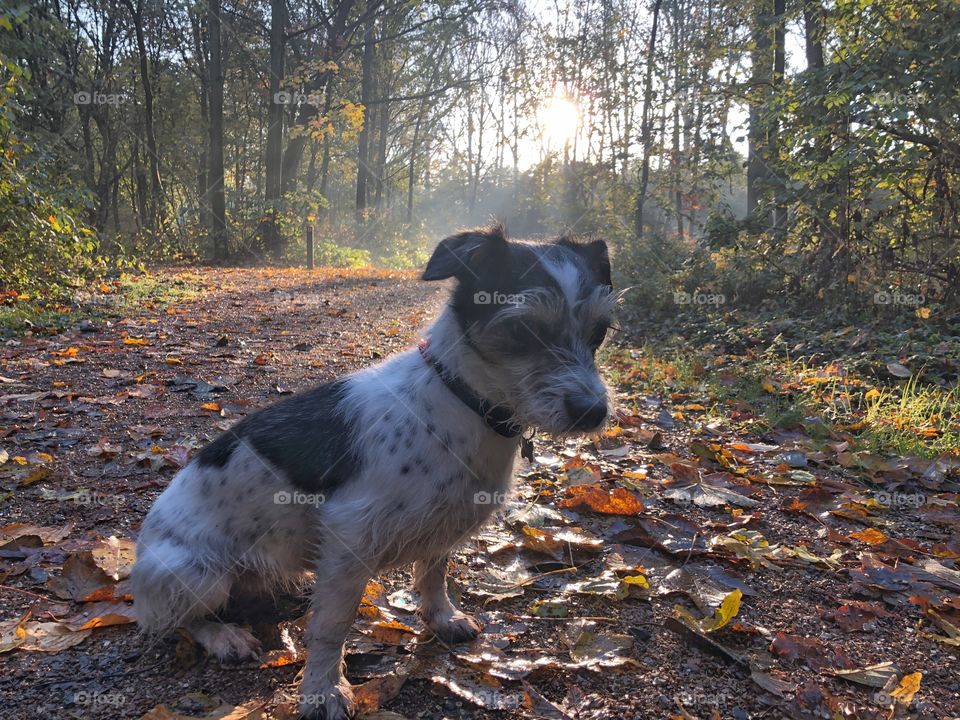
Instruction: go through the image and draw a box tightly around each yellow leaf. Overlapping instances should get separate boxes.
[865,388,881,401]
[48,214,62,232]
[704,589,743,631]
[623,574,649,589]
[164,357,182,365]
[849,528,887,545]
[200,402,221,412]
[915,307,930,319]
[123,337,149,346]
[890,672,922,705]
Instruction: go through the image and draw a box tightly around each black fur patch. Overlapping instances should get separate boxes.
[195,379,360,492]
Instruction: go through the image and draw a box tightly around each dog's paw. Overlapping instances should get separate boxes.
[188,621,262,665]
[298,682,356,720]
[427,611,482,644]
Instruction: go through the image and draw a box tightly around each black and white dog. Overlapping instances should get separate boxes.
[131,226,615,719]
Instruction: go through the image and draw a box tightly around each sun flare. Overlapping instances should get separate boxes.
[539,93,580,149]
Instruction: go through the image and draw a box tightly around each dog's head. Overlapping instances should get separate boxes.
[423,225,615,435]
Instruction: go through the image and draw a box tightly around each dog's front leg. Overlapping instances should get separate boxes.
[414,555,481,643]
[299,556,368,720]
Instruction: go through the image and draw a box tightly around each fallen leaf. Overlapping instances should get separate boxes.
[0,615,28,653]
[559,484,644,515]
[890,671,922,705]
[886,362,911,378]
[849,528,887,545]
[20,622,91,652]
[825,662,899,688]
[92,536,137,580]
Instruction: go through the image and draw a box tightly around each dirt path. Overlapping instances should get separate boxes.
[1,268,957,720]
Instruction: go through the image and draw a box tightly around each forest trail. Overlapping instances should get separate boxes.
[0,268,957,719]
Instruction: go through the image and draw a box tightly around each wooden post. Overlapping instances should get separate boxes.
[306,222,314,269]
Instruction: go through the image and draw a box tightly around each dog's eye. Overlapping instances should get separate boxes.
[588,320,610,349]
[504,318,550,352]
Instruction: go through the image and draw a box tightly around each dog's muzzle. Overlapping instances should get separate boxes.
[564,395,607,431]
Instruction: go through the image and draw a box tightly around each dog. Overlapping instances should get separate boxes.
[130,225,615,719]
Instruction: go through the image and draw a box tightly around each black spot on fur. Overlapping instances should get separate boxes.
[195,433,239,468]
[401,465,410,474]
[388,444,397,455]
[196,379,361,493]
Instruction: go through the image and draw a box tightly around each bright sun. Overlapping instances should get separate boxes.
[539,93,580,149]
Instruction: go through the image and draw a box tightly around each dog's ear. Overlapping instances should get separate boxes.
[557,237,612,289]
[423,225,509,281]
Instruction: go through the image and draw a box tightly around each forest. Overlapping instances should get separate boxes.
[1,0,957,311]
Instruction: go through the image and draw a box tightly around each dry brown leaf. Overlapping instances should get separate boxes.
[0,522,74,545]
[559,484,644,515]
[62,601,136,631]
[890,671,922,705]
[0,615,28,653]
[20,622,91,652]
[92,536,137,580]
[848,528,887,545]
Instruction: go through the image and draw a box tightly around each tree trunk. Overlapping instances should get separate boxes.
[207,0,229,260]
[191,7,210,234]
[406,108,424,223]
[262,0,286,259]
[123,0,162,234]
[747,0,774,219]
[373,91,389,209]
[803,0,825,70]
[772,0,787,237]
[634,0,663,240]
[281,0,354,195]
[355,10,376,223]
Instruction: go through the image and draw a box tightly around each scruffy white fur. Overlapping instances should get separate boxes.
[131,230,614,720]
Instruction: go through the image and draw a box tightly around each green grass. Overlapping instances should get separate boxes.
[0,271,205,337]
[112,272,204,310]
[0,303,83,335]
[861,376,960,456]
[607,341,959,459]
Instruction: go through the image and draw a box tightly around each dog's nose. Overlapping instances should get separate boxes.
[564,395,607,431]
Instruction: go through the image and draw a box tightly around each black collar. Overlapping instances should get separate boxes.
[418,340,523,439]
